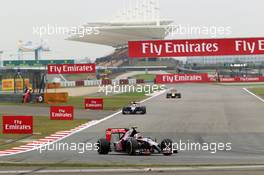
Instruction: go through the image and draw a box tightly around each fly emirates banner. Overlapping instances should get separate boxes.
[128,38,264,58]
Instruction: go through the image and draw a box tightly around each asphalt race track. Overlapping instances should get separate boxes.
[2,83,264,165]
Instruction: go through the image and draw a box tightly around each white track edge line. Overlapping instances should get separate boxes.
[243,88,264,103]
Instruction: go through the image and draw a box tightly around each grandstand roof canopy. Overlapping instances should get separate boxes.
[67,20,173,48]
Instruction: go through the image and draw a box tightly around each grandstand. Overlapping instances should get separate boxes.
[95,48,129,67]
[68,0,174,68]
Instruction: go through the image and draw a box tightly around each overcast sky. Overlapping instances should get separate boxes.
[0,0,263,60]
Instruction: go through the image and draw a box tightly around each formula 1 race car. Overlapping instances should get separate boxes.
[166,88,181,98]
[97,127,177,156]
[122,102,146,114]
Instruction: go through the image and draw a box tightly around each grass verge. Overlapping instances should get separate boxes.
[132,74,156,81]
[248,87,264,97]
[0,91,150,110]
[64,92,148,110]
[0,116,88,151]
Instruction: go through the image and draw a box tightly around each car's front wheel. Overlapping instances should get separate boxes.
[160,138,173,156]
[141,107,146,114]
[126,138,139,155]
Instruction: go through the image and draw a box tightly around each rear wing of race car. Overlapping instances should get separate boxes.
[105,128,129,141]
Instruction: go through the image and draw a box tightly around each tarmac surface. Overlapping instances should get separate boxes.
[1,83,264,166]
[1,166,264,175]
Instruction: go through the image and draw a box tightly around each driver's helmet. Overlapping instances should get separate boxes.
[131,101,136,104]
[134,133,143,139]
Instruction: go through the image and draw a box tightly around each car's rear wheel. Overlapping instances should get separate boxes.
[141,107,146,114]
[97,138,110,154]
[178,94,182,98]
[126,138,139,155]
[160,138,173,156]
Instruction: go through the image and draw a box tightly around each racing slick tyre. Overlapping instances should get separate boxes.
[177,94,182,98]
[166,94,171,98]
[160,138,174,156]
[126,138,139,155]
[122,108,126,114]
[122,107,129,115]
[97,138,110,154]
[36,94,44,103]
[141,107,146,114]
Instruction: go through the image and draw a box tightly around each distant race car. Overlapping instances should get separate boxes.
[122,102,146,114]
[166,88,181,98]
[97,127,177,156]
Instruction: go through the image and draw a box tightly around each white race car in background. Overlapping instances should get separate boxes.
[166,88,181,98]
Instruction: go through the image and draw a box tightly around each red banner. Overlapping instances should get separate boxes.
[84,98,103,110]
[220,77,264,83]
[48,64,96,74]
[155,74,210,84]
[128,38,264,58]
[2,116,33,134]
[50,106,74,120]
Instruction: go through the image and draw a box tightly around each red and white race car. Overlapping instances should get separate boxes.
[97,127,177,156]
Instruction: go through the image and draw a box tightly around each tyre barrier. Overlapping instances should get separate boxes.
[119,79,129,85]
[136,79,145,84]
[101,79,112,85]
[75,80,84,87]
[59,79,146,88]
